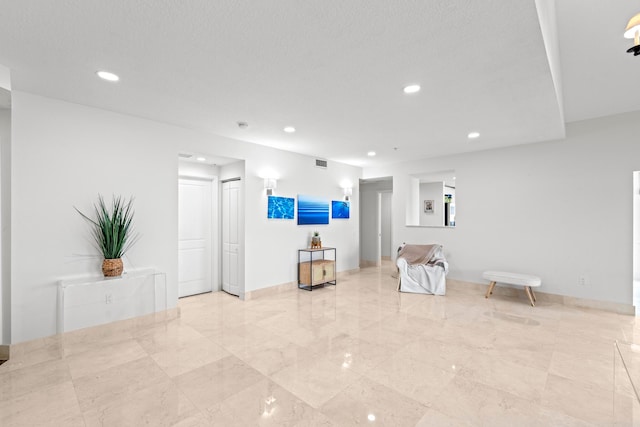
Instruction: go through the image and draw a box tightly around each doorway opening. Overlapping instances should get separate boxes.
[633,171,640,315]
[0,86,10,350]
[177,155,244,299]
[359,177,393,267]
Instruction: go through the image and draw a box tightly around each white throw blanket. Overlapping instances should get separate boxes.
[396,244,448,295]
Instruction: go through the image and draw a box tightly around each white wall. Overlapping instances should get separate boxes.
[219,161,244,182]
[10,91,361,343]
[243,153,359,292]
[178,161,220,179]
[407,177,419,225]
[12,92,180,342]
[364,110,640,306]
[0,107,9,345]
[635,172,640,285]
[419,182,444,227]
[0,65,10,91]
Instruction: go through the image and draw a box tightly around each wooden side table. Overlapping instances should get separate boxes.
[298,247,336,291]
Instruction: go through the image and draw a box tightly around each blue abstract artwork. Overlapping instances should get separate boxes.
[268,196,294,219]
[297,195,329,225]
[332,200,350,219]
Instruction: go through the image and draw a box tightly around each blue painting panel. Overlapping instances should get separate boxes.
[268,196,295,219]
[297,195,329,225]
[332,200,350,219]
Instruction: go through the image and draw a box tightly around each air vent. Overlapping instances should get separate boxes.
[178,153,193,159]
[315,159,328,169]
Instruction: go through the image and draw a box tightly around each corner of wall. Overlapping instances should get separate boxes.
[0,107,10,345]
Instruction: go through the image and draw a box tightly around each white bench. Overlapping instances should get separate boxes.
[483,271,542,306]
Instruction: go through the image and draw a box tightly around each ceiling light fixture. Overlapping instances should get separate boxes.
[96,70,119,82]
[403,84,421,94]
[625,12,640,55]
[467,131,480,139]
[367,151,376,157]
[196,156,206,162]
[283,126,296,133]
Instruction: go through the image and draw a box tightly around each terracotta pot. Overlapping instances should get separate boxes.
[102,258,123,277]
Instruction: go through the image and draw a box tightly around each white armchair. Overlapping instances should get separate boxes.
[396,244,448,295]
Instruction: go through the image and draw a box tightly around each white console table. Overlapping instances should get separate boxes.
[57,268,167,333]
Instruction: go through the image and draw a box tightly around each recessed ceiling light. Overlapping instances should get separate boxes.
[283,126,296,133]
[96,70,119,82]
[403,84,421,94]
[367,151,376,157]
[196,156,206,162]
[468,131,480,139]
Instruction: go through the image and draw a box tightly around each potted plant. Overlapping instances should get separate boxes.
[75,195,139,277]
[311,231,322,248]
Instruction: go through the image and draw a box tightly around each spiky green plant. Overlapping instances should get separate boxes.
[75,195,140,259]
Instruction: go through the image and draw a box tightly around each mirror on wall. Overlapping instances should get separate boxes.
[405,169,456,228]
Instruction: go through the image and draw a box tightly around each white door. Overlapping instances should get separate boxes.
[178,178,213,297]
[222,180,240,296]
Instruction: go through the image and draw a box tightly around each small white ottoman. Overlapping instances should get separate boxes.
[483,271,542,306]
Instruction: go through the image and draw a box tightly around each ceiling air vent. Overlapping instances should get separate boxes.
[178,153,193,159]
[315,159,328,169]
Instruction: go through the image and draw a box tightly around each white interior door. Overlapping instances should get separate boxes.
[178,178,212,298]
[222,180,240,296]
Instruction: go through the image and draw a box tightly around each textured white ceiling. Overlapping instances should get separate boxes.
[0,1,630,167]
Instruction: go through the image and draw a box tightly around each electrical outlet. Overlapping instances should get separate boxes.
[105,293,112,304]
[578,274,589,287]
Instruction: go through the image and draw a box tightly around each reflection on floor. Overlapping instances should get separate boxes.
[1,262,637,425]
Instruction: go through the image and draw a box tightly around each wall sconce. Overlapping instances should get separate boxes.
[264,178,277,195]
[625,12,640,55]
[343,186,353,201]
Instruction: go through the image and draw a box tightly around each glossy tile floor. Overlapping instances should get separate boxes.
[2,262,639,426]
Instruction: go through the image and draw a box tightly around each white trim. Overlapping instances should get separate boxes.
[178,173,216,181]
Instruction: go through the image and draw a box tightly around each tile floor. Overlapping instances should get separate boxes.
[1,263,639,426]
